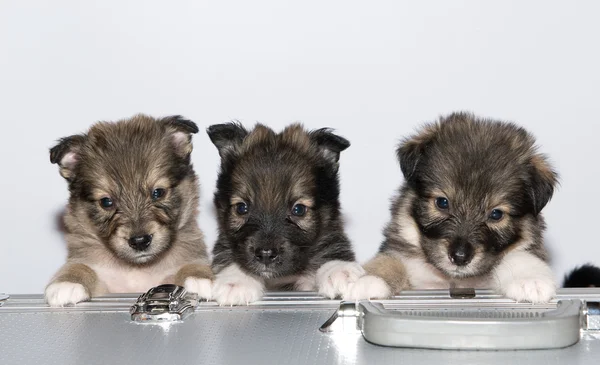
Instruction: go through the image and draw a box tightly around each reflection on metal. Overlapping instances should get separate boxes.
[130,284,198,323]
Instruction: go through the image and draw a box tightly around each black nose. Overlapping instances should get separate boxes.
[449,242,473,266]
[254,247,278,264]
[129,234,152,251]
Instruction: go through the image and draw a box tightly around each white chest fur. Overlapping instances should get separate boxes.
[91,264,179,294]
[402,256,492,289]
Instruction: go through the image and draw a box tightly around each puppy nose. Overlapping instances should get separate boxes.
[128,234,152,251]
[449,243,473,266]
[254,247,278,264]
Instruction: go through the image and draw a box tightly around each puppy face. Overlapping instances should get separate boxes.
[50,115,199,265]
[208,123,349,278]
[398,112,557,279]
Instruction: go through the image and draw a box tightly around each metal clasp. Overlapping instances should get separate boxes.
[319,301,360,334]
[0,293,9,306]
[130,284,198,323]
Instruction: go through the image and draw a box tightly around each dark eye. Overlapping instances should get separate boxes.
[435,197,449,210]
[291,204,307,217]
[235,202,249,215]
[99,197,114,209]
[489,209,504,221]
[152,188,166,201]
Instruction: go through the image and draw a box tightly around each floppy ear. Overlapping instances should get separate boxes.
[49,134,87,180]
[161,115,199,158]
[397,123,439,182]
[206,122,248,159]
[309,128,350,164]
[526,153,558,216]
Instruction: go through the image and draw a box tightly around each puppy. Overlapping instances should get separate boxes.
[351,112,558,303]
[45,114,213,306]
[207,123,364,305]
[563,264,600,288]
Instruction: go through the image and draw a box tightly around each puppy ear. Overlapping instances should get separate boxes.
[206,122,248,159]
[526,153,558,216]
[161,115,199,157]
[49,134,87,180]
[397,123,439,182]
[310,128,350,164]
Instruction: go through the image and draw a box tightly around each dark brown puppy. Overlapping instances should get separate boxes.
[352,112,558,303]
[207,123,364,305]
[45,114,212,306]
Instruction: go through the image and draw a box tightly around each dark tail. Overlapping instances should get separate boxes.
[563,263,600,288]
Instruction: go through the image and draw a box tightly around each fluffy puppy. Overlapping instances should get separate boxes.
[45,114,212,306]
[563,264,600,288]
[351,112,558,303]
[207,123,364,305]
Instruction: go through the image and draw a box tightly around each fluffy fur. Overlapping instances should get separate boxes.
[207,122,363,305]
[563,264,600,288]
[358,112,558,303]
[45,114,212,306]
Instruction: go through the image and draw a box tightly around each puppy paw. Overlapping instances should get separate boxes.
[294,275,316,291]
[212,265,264,306]
[316,260,365,299]
[45,282,90,307]
[502,277,556,303]
[344,275,391,301]
[183,277,212,301]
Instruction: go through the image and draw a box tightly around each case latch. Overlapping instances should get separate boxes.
[130,284,198,323]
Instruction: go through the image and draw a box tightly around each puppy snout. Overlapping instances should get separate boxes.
[128,234,153,251]
[254,247,279,264]
[448,241,474,266]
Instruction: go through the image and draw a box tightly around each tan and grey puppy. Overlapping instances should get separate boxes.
[45,114,213,306]
[207,123,365,305]
[350,112,558,303]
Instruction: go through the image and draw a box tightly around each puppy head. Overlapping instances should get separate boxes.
[398,112,557,278]
[50,114,199,265]
[208,122,350,278]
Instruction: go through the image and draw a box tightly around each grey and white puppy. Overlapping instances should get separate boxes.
[45,114,212,306]
[351,112,558,303]
[207,123,366,305]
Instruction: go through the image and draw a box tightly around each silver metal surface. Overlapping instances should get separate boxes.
[1,289,600,364]
[584,302,600,330]
[130,284,198,323]
[0,293,9,305]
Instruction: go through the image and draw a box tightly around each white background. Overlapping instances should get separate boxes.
[1,0,598,294]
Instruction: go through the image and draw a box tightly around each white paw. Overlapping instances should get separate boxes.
[212,264,264,306]
[184,277,213,300]
[45,282,90,307]
[316,260,365,299]
[502,277,556,303]
[294,274,316,291]
[344,275,391,301]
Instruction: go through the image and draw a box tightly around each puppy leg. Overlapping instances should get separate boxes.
[45,262,98,307]
[345,253,409,300]
[294,274,316,291]
[315,260,365,299]
[174,262,214,301]
[493,250,556,303]
[212,264,264,306]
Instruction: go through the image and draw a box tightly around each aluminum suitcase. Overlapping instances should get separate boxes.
[0,286,599,365]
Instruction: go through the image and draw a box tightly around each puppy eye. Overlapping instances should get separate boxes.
[235,202,249,215]
[99,197,114,209]
[152,188,166,201]
[435,197,449,210]
[291,204,307,217]
[489,209,504,221]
